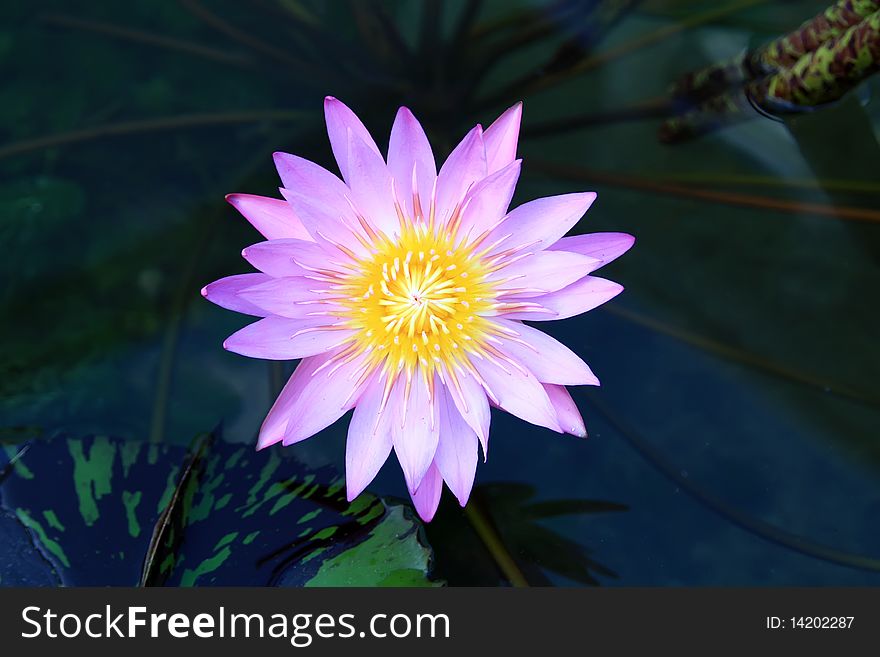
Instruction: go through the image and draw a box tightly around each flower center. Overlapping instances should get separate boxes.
[338,222,498,376]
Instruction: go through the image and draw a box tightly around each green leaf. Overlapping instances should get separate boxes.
[0,433,438,587]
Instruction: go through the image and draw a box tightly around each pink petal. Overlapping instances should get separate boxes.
[500,276,624,320]
[491,318,599,386]
[434,125,487,225]
[544,384,587,438]
[279,188,367,257]
[345,370,394,501]
[223,316,353,360]
[443,365,490,456]
[226,193,311,241]
[387,106,436,220]
[434,383,479,506]
[258,353,331,449]
[483,102,522,175]
[273,152,370,255]
[257,351,365,449]
[236,276,338,319]
[241,238,339,278]
[486,192,596,254]
[409,461,443,522]
[273,152,351,208]
[345,128,399,237]
[391,372,440,494]
[282,354,367,446]
[457,160,521,239]
[492,250,601,294]
[324,96,381,183]
[471,357,561,432]
[549,232,635,267]
[201,273,271,317]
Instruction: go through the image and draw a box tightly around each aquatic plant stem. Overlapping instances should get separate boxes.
[585,393,880,573]
[148,213,214,445]
[0,111,305,161]
[40,13,253,67]
[605,305,880,408]
[178,0,312,73]
[524,96,673,137]
[464,500,530,587]
[477,0,771,110]
[640,171,880,195]
[531,159,880,223]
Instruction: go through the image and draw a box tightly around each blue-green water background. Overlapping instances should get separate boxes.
[2,0,878,585]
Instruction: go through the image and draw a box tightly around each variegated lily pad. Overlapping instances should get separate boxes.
[0,434,438,587]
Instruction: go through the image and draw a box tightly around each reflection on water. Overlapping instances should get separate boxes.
[1,0,878,585]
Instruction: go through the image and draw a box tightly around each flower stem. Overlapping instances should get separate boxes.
[530,159,880,223]
[40,12,253,67]
[586,392,880,573]
[0,110,305,161]
[477,0,770,110]
[605,305,880,408]
[464,499,530,587]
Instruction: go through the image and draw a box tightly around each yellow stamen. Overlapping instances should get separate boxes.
[337,223,498,379]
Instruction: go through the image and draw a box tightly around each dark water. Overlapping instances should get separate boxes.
[2,0,879,585]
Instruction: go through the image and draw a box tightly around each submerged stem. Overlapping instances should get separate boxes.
[478,0,770,109]
[531,159,880,223]
[0,110,304,161]
[605,305,880,408]
[40,13,253,67]
[465,498,530,587]
[585,393,880,573]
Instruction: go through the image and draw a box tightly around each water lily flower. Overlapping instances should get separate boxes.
[203,97,633,521]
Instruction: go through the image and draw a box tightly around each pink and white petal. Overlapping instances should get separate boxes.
[346,129,400,237]
[483,102,522,175]
[241,238,343,278]
[443,364,490,456]
[457,160,521,239]
[346,370,395,501]
[237,276,339,319]
[391,372,440,494]
[490,318,599,386]
[324,96,381,183]
[549,232,635,267]
[257,350,366,449]
[471,357,562,432]
[258,352,333,449]
[434,383,479,506]
[387,106,436,219]
[279,188,367,257]
[492,251,601,295]
[434,125,487,225]
[201,273,271,317]
[544,384,587,438]
[226,194,311,241]
[223,316,354,360]
[499,276,624,321]
[409,461,443,522]
[486,192,596,255]
[282,353,368,445]
[272,152,352,211]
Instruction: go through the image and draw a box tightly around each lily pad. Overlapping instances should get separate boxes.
[0,433,437,587]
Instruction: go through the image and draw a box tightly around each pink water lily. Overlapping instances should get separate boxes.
[203,97,633,521]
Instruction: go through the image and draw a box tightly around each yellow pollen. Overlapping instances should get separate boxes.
[337,224,498,378]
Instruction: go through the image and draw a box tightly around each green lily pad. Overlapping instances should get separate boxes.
[0,433,437,587]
